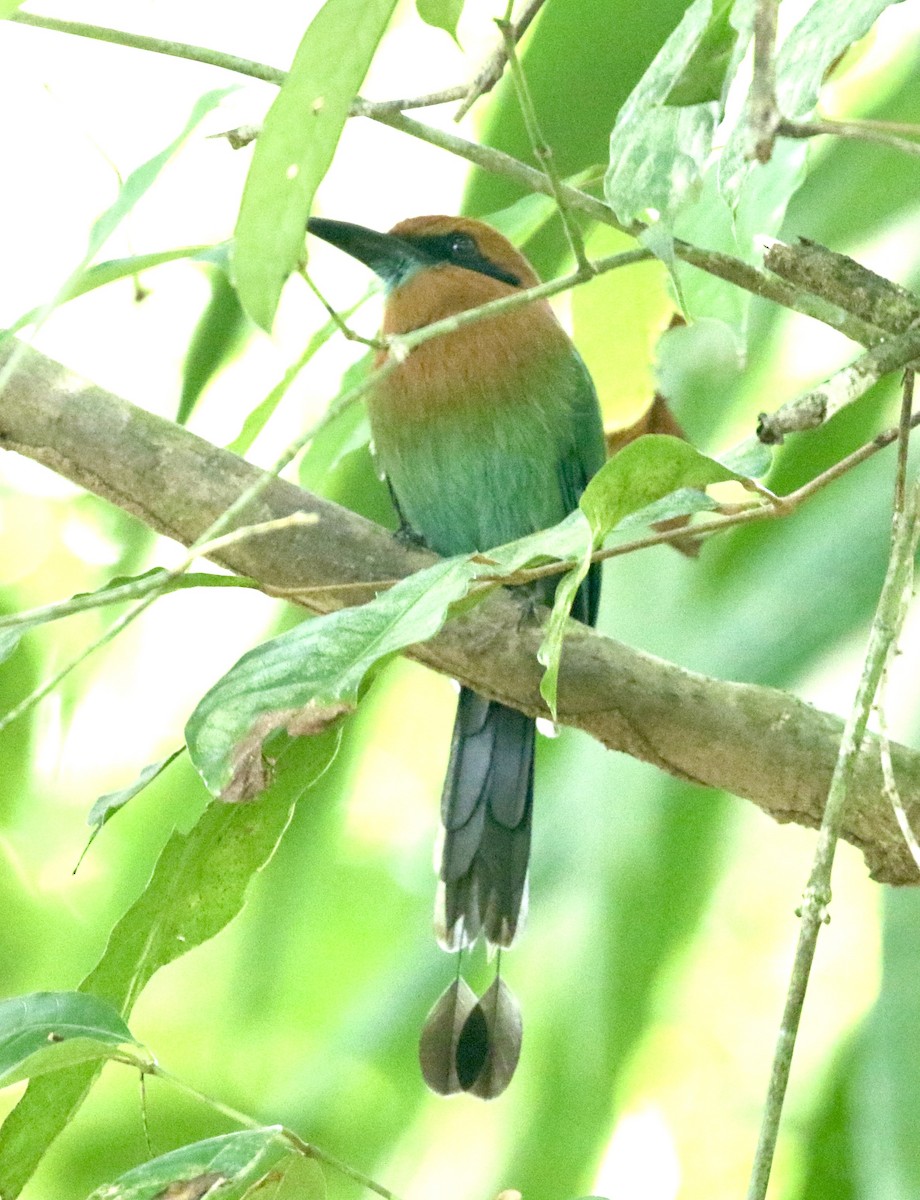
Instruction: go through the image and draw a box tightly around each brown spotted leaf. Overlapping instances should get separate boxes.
[186,558,477,800]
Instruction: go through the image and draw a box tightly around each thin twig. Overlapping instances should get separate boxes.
[745,368,920,1200]
[389,246,648,356]
[149,1064,405,1200]
[777,117,920,160]
[757,322,920,444]
[455,0,547,121]
[8,11,468,117]
[831,116,920,138]
[496,11,590,271]
[363,109,884,347]
[0,517,315,731]
[748,0,781,162]
[876,372,920,870]
[0,359,400,735]
[271,411,920,603]
[6,11,894,348]
[299,270,386,350]
[7,11,287,84]
[359,85,468,113]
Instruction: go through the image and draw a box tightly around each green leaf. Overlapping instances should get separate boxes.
[0,1,28,17]
[85,1129,284,1200]
[86,90,235,265]
[242,1155,326,1200]
[617,486,719,530]
[537,546,591,719]
[579,433,755,539]
[572,223,674,428]
[86,750,186,837]
[604,0,721,228]
[178,268,250,425]
[227,292,373,456]
[856,888,920,1198]
[664,0,740,106]
[0,993,143,1089]
[185,502,609,801]
[5,245,223,336]
[777,0,902,119]
[233,0,398,331]
[0,628,22,664]
[416,0,464,43]
[717,435,773,479]
[718,0,898,221]
[0,742,324,1198]
[538,434,762,715]
[186,557,476,798]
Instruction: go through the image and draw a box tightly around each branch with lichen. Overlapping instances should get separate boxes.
[3,338,920,887]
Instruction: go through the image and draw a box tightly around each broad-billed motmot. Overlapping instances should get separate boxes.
[308,215,606,1096]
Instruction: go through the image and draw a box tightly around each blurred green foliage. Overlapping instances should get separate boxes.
[1,1,920,1199]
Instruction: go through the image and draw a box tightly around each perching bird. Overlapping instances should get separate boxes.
[307,214,606,1095]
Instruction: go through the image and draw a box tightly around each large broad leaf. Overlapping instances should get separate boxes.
[85,1129,284,1200]
[0,993,144,1089]
[855,888,920,1198]
[233,0,398,331]
[185,558,478,799]
[605,0,728,230]
[0,739,330,1199]
[185,505,611,803]
[242,1154,326,1200]
[188,433,769,795]
[538,434,768,712]
[719,0,901,210]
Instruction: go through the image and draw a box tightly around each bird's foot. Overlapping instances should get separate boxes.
[393,521,427,548]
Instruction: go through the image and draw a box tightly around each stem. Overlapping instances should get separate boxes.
[7,12,286,84]
[282,1131,404,1200]
[6,12,893,347]
[148,1065,405,1200]
[745,370,919,1200]
[0,357,399,735]
[496,13,590,271]
[748,0,781,162]
[778,117,920,159]
[757,323,920,443]
[389,247,649,356]
[300,270,386,349]
[455,0,547,120]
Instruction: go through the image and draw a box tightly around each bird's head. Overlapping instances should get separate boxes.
[306,214,541,297]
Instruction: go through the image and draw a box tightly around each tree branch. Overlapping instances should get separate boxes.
[1,339,918,884]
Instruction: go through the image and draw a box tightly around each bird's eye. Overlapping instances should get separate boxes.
[448,233,476,257]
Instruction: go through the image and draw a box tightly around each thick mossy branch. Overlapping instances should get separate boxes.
[1,339,919,885]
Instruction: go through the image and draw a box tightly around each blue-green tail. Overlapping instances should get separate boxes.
[436,687,535,950]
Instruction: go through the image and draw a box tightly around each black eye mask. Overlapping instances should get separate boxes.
[404,233,522,288]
